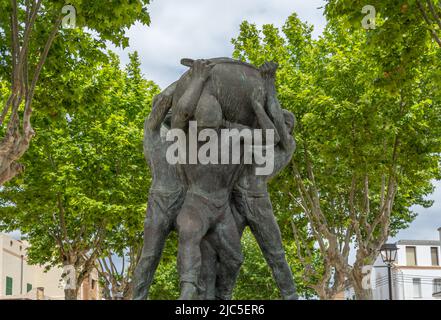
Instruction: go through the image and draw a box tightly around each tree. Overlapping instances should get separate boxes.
[325,0,441,47]
[324,0,441,88]
[96,52,160,300]
[232,13,441,299]
[0,0,151,185]
[0,52,158,299]
[98,248,141,300]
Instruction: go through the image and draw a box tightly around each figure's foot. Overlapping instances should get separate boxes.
[283,292,299,300]
[179,282,199,300]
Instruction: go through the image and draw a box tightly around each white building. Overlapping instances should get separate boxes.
[0,233,100,300]
[371,228,441,300]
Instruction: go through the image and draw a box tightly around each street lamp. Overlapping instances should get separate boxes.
[380,243,398,300]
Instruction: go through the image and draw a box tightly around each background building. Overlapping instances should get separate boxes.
[372,228,441,300]
[0,233,100,300]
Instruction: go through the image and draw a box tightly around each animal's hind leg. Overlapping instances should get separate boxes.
[194,88,223,128]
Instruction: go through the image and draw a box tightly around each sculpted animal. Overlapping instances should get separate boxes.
[171,57,270,129]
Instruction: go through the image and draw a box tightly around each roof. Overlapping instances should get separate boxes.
[397,240,441,246]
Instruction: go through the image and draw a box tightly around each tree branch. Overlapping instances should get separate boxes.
[427,0,441,31]
[417,0,441,47]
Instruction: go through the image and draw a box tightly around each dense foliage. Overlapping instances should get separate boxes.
[1,1,440,300]
[0,52,159,299]
[232,12,441,299]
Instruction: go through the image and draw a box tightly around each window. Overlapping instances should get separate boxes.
[26,283,33,293]
[91,279,96,290]
[431,247,439,266]
[406,246,417,266]
[5,276,13,296]
[413,278,422,298]
[433,279,441,294]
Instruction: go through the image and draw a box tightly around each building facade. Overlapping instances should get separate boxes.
[0,233,101,300]
[371,228,441,300]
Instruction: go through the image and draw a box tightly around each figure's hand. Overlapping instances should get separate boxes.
[190,59,215,82]
[259,61,278,80]
[251,86,281,144]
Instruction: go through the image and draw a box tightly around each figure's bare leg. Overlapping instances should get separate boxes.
[176,196,210,300]
[199,239,217,300]
[199,196,247,300]
[207,207,244,300]
[132,196,174,300]
[231,194,248,238]
[245,195,298,299]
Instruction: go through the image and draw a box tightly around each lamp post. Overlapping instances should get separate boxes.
[380,243,399,300]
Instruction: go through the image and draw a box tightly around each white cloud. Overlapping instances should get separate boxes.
[391,180,441,242]
[109,0,326,88]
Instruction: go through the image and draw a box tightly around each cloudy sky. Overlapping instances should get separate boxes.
[109,0,441,242]
[391,181,441,242]
[110,0,327,88]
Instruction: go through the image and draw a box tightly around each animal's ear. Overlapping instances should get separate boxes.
[181,58,194,68]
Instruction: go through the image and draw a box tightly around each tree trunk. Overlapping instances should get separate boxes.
[64,288,78,300]
[0,106,33,186]
[314,286,339,300]
[123,282,133,300]
[101,285,111,300]
[353,284,372,300]
[351,267,373,300]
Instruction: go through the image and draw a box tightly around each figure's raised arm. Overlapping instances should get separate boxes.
[147,82,176,132]
[144,91,174,164]
[250,87,280,145]
[171,59,214,129]
[259,62,292,151]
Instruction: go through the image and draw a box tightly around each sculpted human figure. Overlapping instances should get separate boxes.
[133,57,298,300]
[199,62,298,300]
[172,59,282,300]
[233,63,297,299]
[131,84,184,300]
[132,61,225,300]
[173,60,243,300]
[232,63,297,300]
[231,109,297,300]
[132,59,246,300]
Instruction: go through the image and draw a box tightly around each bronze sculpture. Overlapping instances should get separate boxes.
[132,58,298,300]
